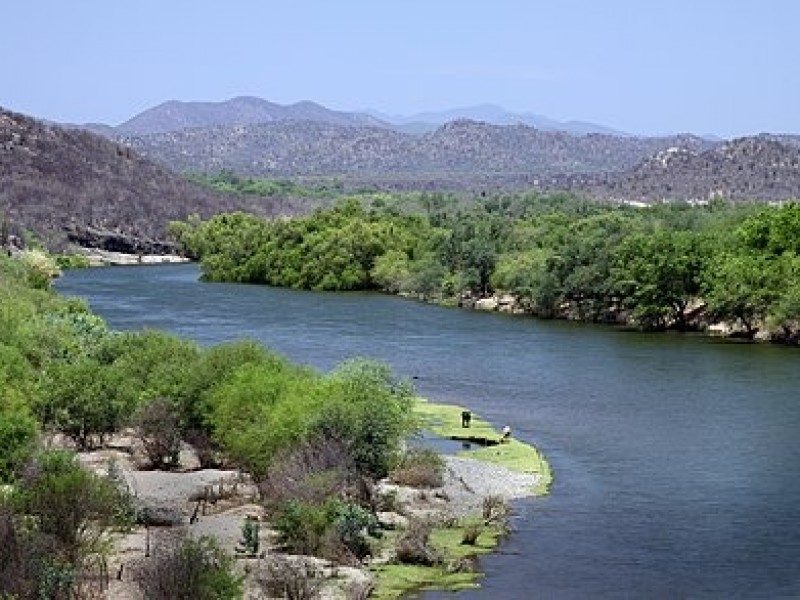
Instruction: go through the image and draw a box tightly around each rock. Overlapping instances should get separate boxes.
[474,297,499,311]
[135,502,185,526]
[376,511,409,530]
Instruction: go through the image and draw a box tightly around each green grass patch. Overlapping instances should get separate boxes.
[413,398,553,496]
[370,518,505,598]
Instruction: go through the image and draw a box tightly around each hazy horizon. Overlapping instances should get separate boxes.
[4,1,799,138]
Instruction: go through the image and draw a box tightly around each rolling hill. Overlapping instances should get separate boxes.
[0,107,287,250]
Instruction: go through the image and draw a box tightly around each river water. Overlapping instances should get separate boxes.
[56,264,800,599]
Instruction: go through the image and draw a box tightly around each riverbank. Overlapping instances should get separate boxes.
[368,399,551,597]
[73,398,550,599]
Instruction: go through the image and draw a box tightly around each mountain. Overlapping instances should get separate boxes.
[0,107,283,250]
[583,136,800,202]
[116,96,387,136]
[368,103,627,136]
[122,118,712,184]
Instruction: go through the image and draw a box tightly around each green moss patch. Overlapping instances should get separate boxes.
[371,519,505,598]
[413,398,553,496]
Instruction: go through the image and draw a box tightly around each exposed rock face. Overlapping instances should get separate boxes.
[65,224,179,255]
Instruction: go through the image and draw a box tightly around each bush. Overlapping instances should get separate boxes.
[131,533,243,600]
[481,495,510,528]
[312,360,416,480]
[2,451,130,598]
[134,396,182,469]
[37,357,132,449]
[0,394,37,483]
[461,523,482,545]
[390,448,445,488]
[273,500,337,556]
[258,436,357,513]
[14,451,123,560]
[395,518,442,566]
[253,555,321,600]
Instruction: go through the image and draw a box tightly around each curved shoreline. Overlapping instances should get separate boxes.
[369,399,552,597]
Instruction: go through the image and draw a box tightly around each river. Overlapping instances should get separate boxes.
[56,263,800,599]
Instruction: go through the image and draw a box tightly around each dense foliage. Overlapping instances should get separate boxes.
[171,193,800,341]
[0,250,418,592]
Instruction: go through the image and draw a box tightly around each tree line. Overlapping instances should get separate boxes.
[170,193,800,342]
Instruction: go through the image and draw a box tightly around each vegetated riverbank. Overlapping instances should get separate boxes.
[169,196,800,346]
[71,399,550,599]
[1,251,552,599]
[370,399,551,597]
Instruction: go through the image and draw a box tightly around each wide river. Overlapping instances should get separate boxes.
[56,263,800,599]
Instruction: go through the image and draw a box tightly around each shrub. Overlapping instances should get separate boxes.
[0,395,38,483]
[131,533,243,600]
[134,396,182,469]
[19,249,60,289]
[253,555,321,600]
[14,451,122,560]
[389,447,445,488]
[2,451,130,598]
[37,357,132,449]
[481,495,510,528]
[312,360,416,480]
[461,523,482,545]
[273,500,337,556]
[395,518,442,566]
[258,435,356,513]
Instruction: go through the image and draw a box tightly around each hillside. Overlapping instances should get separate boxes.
[122,118,714,181]
[0,107,286,251]
[585,136,800,202]
[116,96,387,135]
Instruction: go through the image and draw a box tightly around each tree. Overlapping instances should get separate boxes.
[703,253,784,337]
[614,229,707,329]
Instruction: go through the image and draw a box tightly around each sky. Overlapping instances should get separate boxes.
[3,1,799,138]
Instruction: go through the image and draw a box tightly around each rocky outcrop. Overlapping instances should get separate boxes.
[65,224,179,255]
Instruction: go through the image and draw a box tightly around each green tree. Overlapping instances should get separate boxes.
[614,229,707,329]
[703,253,784,337]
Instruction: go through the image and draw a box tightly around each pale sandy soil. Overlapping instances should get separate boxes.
[76,438,537,599]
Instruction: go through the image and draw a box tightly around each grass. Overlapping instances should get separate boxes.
[412,397,553,496]
[369,399,554,598]
[370,517,505,599]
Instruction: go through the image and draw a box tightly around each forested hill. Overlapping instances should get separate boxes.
[0,108,288,250]
[585,137,800,203]
[121,119,713,180]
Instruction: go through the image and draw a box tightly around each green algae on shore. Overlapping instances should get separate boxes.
[413,398,553,496]
[369,399,554,598]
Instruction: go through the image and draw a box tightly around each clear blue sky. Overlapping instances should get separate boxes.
[3,1,798,137]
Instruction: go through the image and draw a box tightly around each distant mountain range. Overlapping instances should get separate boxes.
[366,104,628,136]
[75,96,628,138]
[111,96,385,136]
[119,118,714,183]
